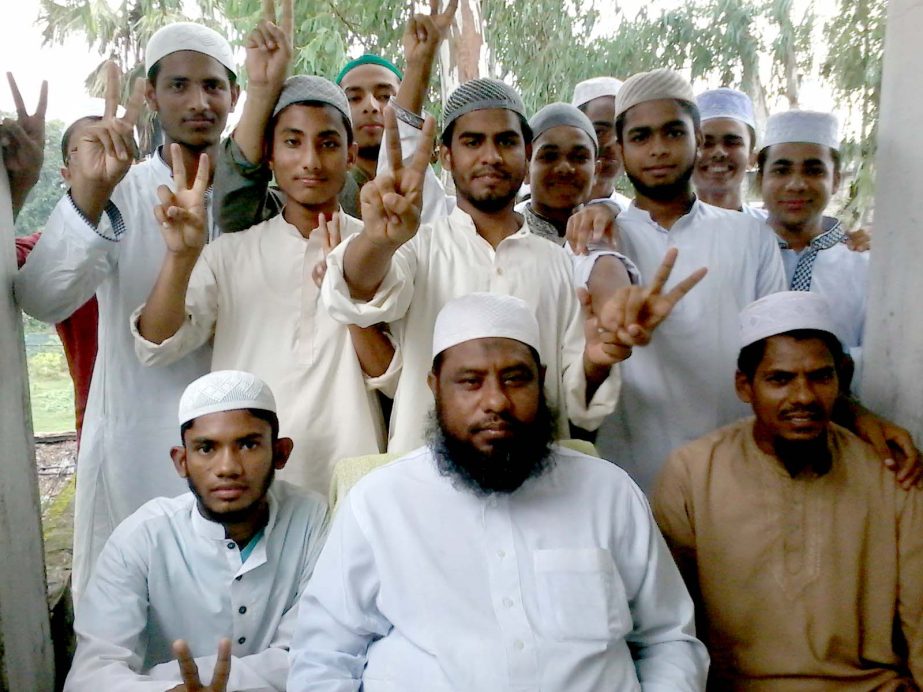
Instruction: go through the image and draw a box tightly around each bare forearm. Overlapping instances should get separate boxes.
[583,356,611,404]
[138,253,199,343]
[587,255,632,315]
[394,58,435,115]
[343,233,400,301]
[232,86,281,165]
[348,324,395,377]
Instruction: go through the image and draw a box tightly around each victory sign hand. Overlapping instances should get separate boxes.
[154,143,210,257]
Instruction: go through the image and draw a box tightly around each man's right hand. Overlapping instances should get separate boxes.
[166,638,231,692]
[245,0,293,95]
[359,106,435,250]
[154,144,210,258]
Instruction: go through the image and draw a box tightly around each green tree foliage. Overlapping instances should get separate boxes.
[9,115,67,236]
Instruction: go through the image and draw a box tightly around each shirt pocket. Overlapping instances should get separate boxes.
[533,547,630,642]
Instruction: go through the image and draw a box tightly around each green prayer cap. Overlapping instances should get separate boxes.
[335,55,403,85]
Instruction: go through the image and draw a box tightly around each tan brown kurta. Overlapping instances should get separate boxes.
[652,418,923,691]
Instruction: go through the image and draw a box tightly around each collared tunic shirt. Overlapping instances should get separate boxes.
[595,200,786,491]
[14,152,216,600]
[321,206,621,454]
[64,481,328,691]
[131,213,396,495]
[288,445,709,691]
[652,419,923,690]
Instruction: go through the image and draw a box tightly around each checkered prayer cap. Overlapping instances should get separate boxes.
[442,78,530,139]
[178,370,277,426]
[432,293,542,362]
[273,75,352,129]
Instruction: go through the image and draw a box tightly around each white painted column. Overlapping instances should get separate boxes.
[860,0,923,439]
[0,161,54,689]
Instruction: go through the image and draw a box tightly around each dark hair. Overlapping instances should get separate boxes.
[615,99,701,143]
[756,146,841,178]
[737,329,845,381]
[147,61,238,88]
[431,344,542,376]
[180,408,280,445]
[440,113,534,148]
[61,116,103,164]
[271,101,355,147]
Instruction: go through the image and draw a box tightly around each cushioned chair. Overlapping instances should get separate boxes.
[329,439,599,512]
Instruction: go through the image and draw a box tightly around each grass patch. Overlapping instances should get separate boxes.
[26,338,76,434]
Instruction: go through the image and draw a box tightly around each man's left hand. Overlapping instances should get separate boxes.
[566,202,620,255]
[167,638,231,692]
[852,405,923,489]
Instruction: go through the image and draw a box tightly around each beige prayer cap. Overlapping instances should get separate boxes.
[432,293,542,362]
[761,110,840,152]
[615,68,696,120]
[145,22,237,78]
[178,370,276,426]
[571,77,623,108]
[739,291,840,349]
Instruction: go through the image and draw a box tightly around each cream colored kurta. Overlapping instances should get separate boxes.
[652,418,923,691]
[132,213,396,496]
[321,206,621,454]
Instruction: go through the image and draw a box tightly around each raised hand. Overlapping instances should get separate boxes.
[595,248,707,349]
[580,287,634,368]
[566,202,620,255]
[167,638,231,692]
[154,143,210,257]
[72,61,144,191]
[245,0,294,94]
[2,73,48,217]
[402,0,458,65]
[312,211,342,287]
[359,106,436,249]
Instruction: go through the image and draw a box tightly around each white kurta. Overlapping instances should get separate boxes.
[14,153,215,600]
[321,206,620,454]
[288,445,708,691]
[131,213,396,496]
[64,480,327,691]
[596,200,786,491]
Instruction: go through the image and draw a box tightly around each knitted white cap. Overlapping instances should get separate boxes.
[615,69,696,119]
[145,22,236,78]
[178,371,276,426]
[761,111,839,152]
[739,291,839,349]
[432,293,542,361]
[571,77,623,108]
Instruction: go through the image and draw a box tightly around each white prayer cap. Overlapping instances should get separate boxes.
[696,87,756,130]
[178,370,277,426]
[432,293,542,361]
[739,291,840,349]
[145,22,237,78]
[571,77,623,108]
[761,110,839,152]
[615,68,696,120]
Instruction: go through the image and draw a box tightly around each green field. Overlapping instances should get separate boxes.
[24,318,76,434]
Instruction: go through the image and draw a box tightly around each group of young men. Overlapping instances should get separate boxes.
[3,0,922,688]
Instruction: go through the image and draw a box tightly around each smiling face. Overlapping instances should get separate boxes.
[694,117,754,203]
[269,103,356,214]
[441,109,530,214]
[618,98,700,202]
[171,409,291,522]
[146,50,239,150]
[759,142,840,233]
[339,63,400,156]
[528,125,596,216]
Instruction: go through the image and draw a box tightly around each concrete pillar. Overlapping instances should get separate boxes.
[0,161,55,689]
[860,0,923,439]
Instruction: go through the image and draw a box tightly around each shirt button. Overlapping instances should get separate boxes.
[502,597,514,608]
[235,575,242,582]
[227,542,235,550]
[238,636,246,645]
[497,549,506,559]
[239,606,247,614]
[496,267,503,275]
[514,639,525,651]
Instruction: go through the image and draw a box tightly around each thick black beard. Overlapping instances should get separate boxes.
[773,434,833,478]
[464,187,521,214]
[189,466,275,525]
[357,145,381,163]
[625,163,695,202]
[426,397,556,496]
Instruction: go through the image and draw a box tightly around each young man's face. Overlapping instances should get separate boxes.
[171,409,290,520]
[694,117,754,200]
[269,104,356,210]
[528,125,596,214]
[736,335,839,446]
[428,337,542,456]
[581,96,622,196]
[760,142,840,231]
[618,98,700,201]
[60,117,101,182]
[339,64,400,155]
[146,50,239,150]
[440,108,529,213]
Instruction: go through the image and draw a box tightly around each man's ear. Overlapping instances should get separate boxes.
[831,168,842,195]
[272,438,294,470]
[145,79,158,113]
[427,370,438,397]
[524,141,533,163]
[229,83,241,112]
[735,370,753,404]
[170,446,188,478]
[347,141,359,169]
[438,144,452,173]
